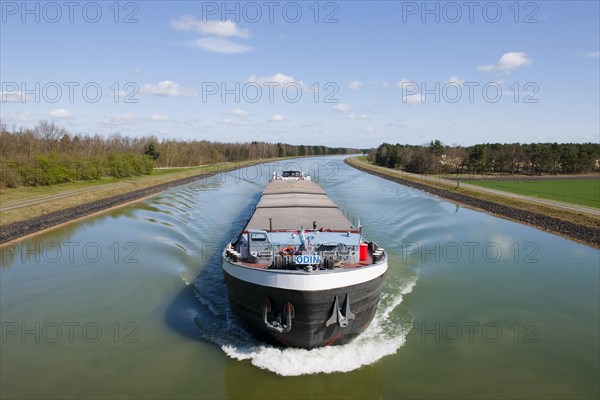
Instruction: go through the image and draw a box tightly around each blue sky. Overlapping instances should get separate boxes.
[1,1,599,147]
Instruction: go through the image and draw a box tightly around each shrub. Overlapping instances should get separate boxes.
[34,153,70,185]
[0,160,22,188]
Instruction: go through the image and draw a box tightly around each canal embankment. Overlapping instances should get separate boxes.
[0,160,268,244]
[345,157,600,248]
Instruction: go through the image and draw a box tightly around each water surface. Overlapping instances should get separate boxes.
[1,156,598,399]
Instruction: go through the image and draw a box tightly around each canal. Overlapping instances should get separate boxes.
[1,156,598,399]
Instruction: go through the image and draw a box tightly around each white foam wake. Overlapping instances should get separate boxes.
[193,273,417,376]
[221,325,405,376]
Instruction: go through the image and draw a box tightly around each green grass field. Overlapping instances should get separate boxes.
[468,178,600,208]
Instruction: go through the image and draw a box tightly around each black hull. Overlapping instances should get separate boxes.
[223,271,386,349]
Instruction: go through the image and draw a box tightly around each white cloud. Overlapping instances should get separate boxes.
[1,90,27,102]
[333,103,351,113]
[363,126,374,133]
[331,104,366,119]
[478,52,532,72]
[201,20,250,38]
[246,73,305,88]
[171,15,199,31]
[106,113,139,123]
[229,108,251,120]
[171,16,250,38]
[220,109,252,125]
[382,81,390,88]
[404,94,425,105]
[192,37,252,54]
[113,89,130,98]
[397,79,414,90]
[140,81,197,97]
[447,76,465,85]
[348,81,363,91]
[586,51,600,58]
[384,120,407,128]
[269,114,285,122]
[49,108,72,119]
[14,111,39,122]
[171,16,252,54]
[348,113,368,120]
[150,114,168,122]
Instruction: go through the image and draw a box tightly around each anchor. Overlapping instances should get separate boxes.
[326,293,355,328]
[261,297,295,333]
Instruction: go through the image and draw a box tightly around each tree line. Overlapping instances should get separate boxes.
[0,121,355,188]
[370,141,600,175]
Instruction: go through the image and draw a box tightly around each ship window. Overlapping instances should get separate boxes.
[282,171,301,177]
[250,232,267,241]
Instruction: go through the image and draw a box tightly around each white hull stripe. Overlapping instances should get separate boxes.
[222,258,388,291]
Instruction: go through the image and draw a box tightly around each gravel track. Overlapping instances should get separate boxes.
[0,182,127,212]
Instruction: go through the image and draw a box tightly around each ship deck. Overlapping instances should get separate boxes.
[238,253,375,270]
[245,180,356,232]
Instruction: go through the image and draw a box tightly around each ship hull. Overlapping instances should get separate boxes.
[222,258,387,349]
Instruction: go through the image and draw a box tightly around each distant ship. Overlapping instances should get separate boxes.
[222,170,388,348]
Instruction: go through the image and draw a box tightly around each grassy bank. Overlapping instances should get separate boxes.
[467,179,599,209]
[346,156,599,232]
[1,165,210,205]
[0,161,264,226]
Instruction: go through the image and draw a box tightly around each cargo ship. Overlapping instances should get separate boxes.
[222,170,388,348]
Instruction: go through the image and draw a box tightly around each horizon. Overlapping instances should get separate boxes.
[1,1,599,147]
[2,121,600,149]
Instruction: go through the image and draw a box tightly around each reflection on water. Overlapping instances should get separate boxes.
[1,156,598,399]
[1,215,105,269]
